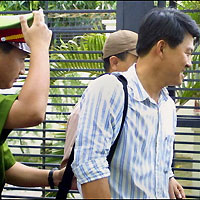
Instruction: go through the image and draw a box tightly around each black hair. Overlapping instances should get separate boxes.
[136,7,200,57]
[0,42,15,53]
[103,51,129,72]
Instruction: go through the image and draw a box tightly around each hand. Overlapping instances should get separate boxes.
[20,9,52,51]
[169,177,185,199]
[53,167,65,187]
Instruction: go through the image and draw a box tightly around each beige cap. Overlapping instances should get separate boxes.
[102,30,138,59]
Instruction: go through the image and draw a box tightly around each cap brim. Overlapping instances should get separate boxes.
[0,13,33,30]
[8,42,31,54]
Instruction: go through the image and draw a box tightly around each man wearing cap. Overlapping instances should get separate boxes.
[102,30,138,73]
[72,7,200,199]
[0,10,65,197]
[60,30,138,193]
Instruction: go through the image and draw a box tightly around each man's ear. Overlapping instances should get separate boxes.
[156,40,167,58]
[109,56,119,72]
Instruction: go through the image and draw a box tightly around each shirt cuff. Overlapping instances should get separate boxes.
[169,169,174,179]
[72,157,110,184]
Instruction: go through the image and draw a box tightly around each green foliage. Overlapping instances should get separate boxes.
[0,1,26,11]
[49,73,86,121]
[49,32,107,122]
[0,1,43,11]
[177,1,200,25]
[0,1,116,11]
[46,32,107,163]
[47,1,116,10]
[50,33,106,82]
[45,190,75,198]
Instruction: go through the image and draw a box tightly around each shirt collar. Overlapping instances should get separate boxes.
[120,64,169,103]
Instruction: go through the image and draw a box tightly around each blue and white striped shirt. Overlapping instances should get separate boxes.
[72,64,176,199]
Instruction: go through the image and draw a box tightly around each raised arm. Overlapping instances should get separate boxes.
[4,9,52,129]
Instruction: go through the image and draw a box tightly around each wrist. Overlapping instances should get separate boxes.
[48,168,58,189]
[53,168,61,187]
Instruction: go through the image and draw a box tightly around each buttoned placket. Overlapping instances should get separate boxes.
[155,97,166,198]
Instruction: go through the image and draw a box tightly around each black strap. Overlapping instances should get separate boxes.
[107,75,128,164]
[48,169,57,189]
[0,180,5,199]
[56,144,75,199]
[56,74,128,200]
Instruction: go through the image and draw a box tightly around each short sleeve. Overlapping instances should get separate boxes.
[0,94,18,144]
[3,142,16,170]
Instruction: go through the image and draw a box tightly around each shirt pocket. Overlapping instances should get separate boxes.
[163,135,175,173]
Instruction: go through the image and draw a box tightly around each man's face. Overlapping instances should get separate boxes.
[162,33,194,86]
[0,47,28,89]
[116,53,138,72]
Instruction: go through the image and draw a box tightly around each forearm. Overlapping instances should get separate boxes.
[5,162,62,187]
[82,178,111,199]
[18,47,50,116]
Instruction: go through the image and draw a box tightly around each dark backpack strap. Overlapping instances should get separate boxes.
[56,74,128,200]
[107,74,128,164]
[56,144,75,199]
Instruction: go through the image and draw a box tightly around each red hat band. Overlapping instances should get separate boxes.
[0,28,25,42]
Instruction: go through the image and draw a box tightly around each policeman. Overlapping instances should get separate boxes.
[0,10,64,197]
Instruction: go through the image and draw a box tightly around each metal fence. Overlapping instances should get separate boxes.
[1,6,116,199]
[1,1,200,199]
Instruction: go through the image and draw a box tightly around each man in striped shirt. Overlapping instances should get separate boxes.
[72,7,200,199]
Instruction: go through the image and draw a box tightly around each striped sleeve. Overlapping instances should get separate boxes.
[72,74,124,184]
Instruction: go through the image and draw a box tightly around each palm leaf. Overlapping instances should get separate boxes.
[50,33,106,85]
